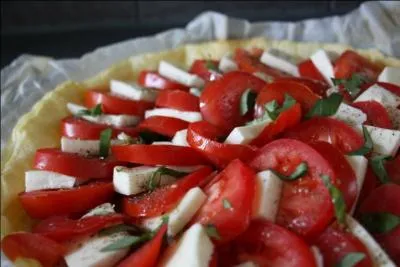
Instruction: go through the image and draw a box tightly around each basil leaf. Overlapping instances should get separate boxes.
[99,128,112,158]
[272,162,308,181]
[205,60,219,72]
[336,252,365,267]
[77,104,103,117]
[205,224,221,240]
[100,233,151,252]
[99,224,141,236]
[240,88,257,116]
[265,94,296,121]
[331,73,367,98]
[321,174,346,226]
[222,199,233,210]
[306,93,343,118]
[148,167,188,190]
[281,94,297,112]
[370,155,392,184]
[360,212,400,234]
[348,126,373,156]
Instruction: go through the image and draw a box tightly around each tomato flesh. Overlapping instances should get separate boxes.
[138,71,188,91]
[298,59,326,83]
[138,116,188,138]
[275,76,329,97]
[155,90,200,111]
[189,59,222,82]
[358,183,400,216]
[352,101,393,129]
[334,50,383,80]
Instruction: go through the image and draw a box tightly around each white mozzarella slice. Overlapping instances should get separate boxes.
[260,49,299,76]
[25,170,76,192]
[311,246,324,267]
[161,223,214,267]
[159,61,205,88]
[152,141,176,145]
[219,54,238,73]
[142,187,206,237]
[172,129,189,146]
[116,132,135,143]
[346,216,396,267]
[355,84,400,109]
[378,67,400,86]
[110,80,158,102]
[61,137,123,156]
[386,106,400,130]
[161,165,203,173]
[253,72,274,82]
[332,103,367,127]
[252,170,283,222]
[224,120,270,145]
[310,49,337,86]
[189,87,202,97]
[234,262,258,267]
[345,155,368,214]
[361,125,400,156]
[145,108,202,123]
[113,166,177,196]
[64,232,129,267]
[81,203,116,218]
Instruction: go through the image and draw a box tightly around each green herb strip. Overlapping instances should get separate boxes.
[148,167,188,190]
[265,93,296,121]
[222,199,233,210]
[348,126,373,156]
[100,233,152,252]
[331,73,368,98]
[99,128,112,158]
[370,155,392,184]
[205,60,219,72]
[336,252,366,267]
[360,212,400,234]
[99,224,141,236]
[272,162,308,181]
[77,104,103,117]
[321,174,346,226]
[205,224,221,240]
[305,93,342,118]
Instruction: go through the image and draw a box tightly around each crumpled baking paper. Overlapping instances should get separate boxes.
[1,0,399,265]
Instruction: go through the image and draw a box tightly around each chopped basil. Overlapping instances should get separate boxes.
[99,224,141,236]
[360,212,400,234]
[205,224,221,240]
[205,60,219,72]
[321,174,346,226]
[336,252,366,267]
[100,233,152,252]
[99,128,112,158]
[331,73,368,98]
[240,88,257,115]
[222,199,233,210]
[265,94,296,121]
[272,162,308,181]
[348,126,372,156]
[305,93,343,119]
[77,104,103,117]
[147,167,188,190]
[370,155,392,184]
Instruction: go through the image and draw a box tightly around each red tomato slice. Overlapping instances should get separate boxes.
[192,159,256,244]
[0,233,65,267]
[187,121,257,168]
[218,219,317,267]
[298,59,326,83]
[138,116,189,138]
[386,155,400,185]
[334,50,383,80]
[118,224,167,267]
[315,225,373,267]
[249,139,335,240]
[189,59,222,82]
[275,76,329,97]
[284,117,364,153]
[61,116,139,140]
[255,80,320,117]
[250,103,302,147]
[138,71,189,91]
[155,90,200,111]
[352,101,393,129]
[358,183,400,216]
[355,167,380,210]
[112,144,209,166]
[374,226,400,266]
[33,214,125,242]
[84,90,153,116]
[123,167,213,218]
[34,148,122,180]
[200,71,266,133]
[19,182,115,219]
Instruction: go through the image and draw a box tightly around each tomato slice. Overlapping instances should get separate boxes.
[138,116,189,138]
[61,116,139,140]
[19,182,115,219]
[358,183,400,216]
[355,167,380,211]
[187,121,257,168]
[118,224,167,267]
[138,71,189,91]
[84,90,154,116]
[249,139,335,240]
[123,167,213,218]
[275,76,329,97]
[32,214,125,242]
[352,101,393,129]
[112,144,209,166]
[218,219,317,267]
[374,226,400,266]
[0,233,65,267]
[192,159,255,244]
[189,59,222,82]
[386,155,400,185]
[334,50,383,80]
[315,225,373,267]
[284,117,364,153]
[255,80,320,117]
[298,59,326,83]
[34,148,122,180]
[200,71,266,133]
[155,90,200,112]
[250,103,301,147]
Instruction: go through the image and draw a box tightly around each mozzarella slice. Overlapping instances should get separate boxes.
[361,125,400,156]
[260,49,299,76]
[110,80,158,102]
[234,262,258,267]
[386,106,400,130]
[25,170,77,192]
[252,170,283,222]
[159,61,205,88]
[355,84,400,109]
[345,156,368,215]
[219,54,238,73]
[142,187,206,237]
[311,246,324,267]
[189,87,202,97]
[160,223,214,267]
[332,103,367,127]
[225,120,270,145]
[145,108,202,123]
[61,137,123,156]
[161,165,203,173]
[64,232,130,267]
[378,67,400,86]
[172,129,189,146]
[81,203,116,218]
[346,216,396,267]
[310,49,337,86]
[113,166,177,196]
[152,141,176,145]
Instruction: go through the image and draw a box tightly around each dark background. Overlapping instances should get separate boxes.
[1,1,367,68]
